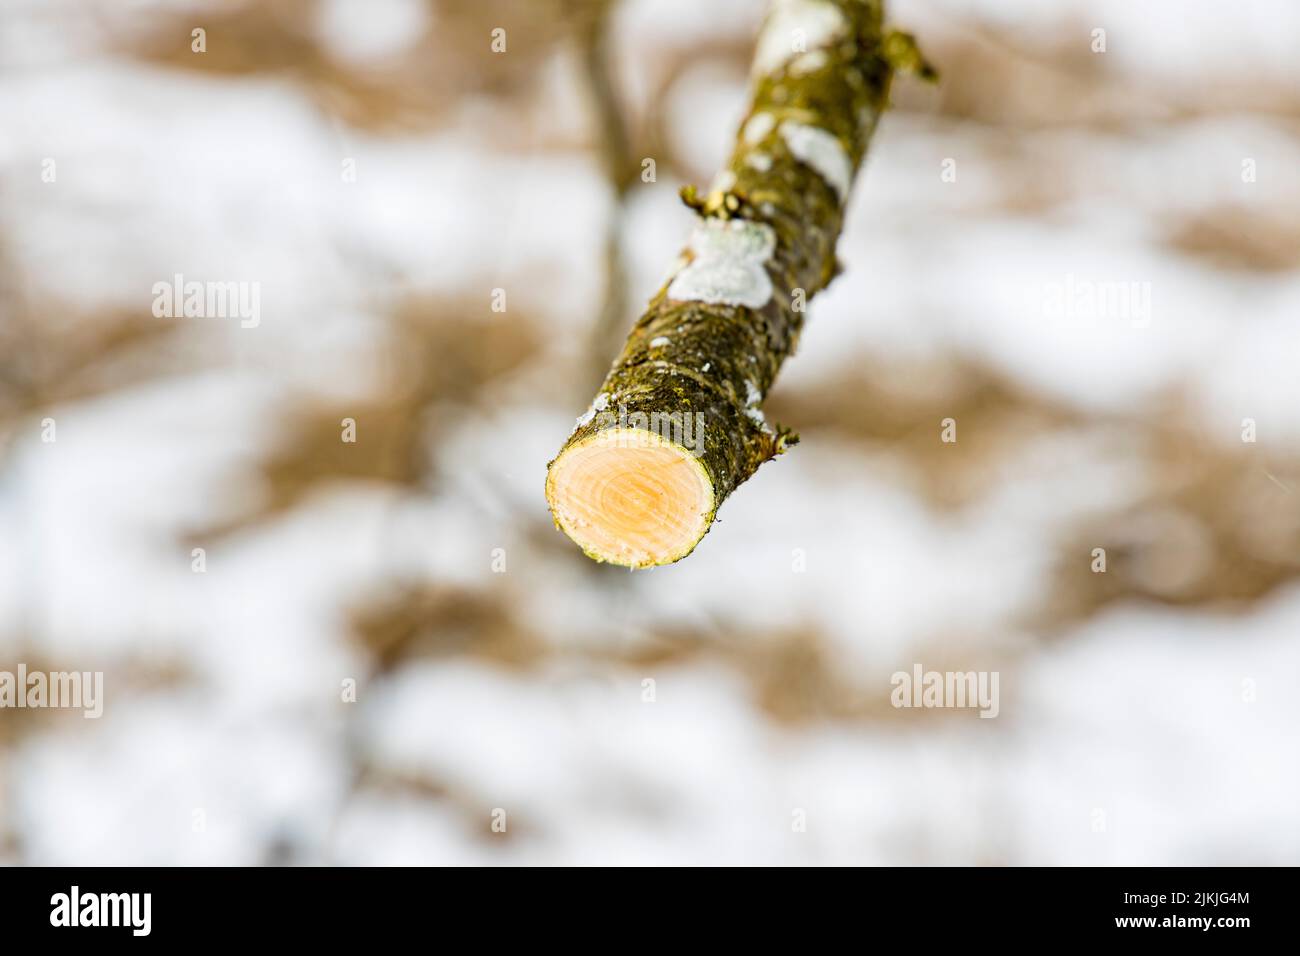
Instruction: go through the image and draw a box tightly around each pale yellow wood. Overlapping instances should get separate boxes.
[546,427,715,568]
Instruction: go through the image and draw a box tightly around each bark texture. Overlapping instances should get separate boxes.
[548,0,931,566]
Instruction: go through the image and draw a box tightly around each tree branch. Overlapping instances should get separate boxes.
[547,0,932,567]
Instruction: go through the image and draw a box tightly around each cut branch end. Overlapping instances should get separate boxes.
[545,427,715,568]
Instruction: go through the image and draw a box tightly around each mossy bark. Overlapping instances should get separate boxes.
[549,0,931,564]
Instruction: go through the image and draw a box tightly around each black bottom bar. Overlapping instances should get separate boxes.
[0,865,1287,942]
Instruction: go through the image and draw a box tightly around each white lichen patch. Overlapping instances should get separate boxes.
[666,218,776,309]
[745,152,773,172]
[743,379,772,432]
[664,252,690,280]
[752,0,847,78]
[575,392,609,429]
[649,336,671,348]
[709,170,737,194]
[742,111,776,145]
[780,121,851,201]
[788,50,828,76]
